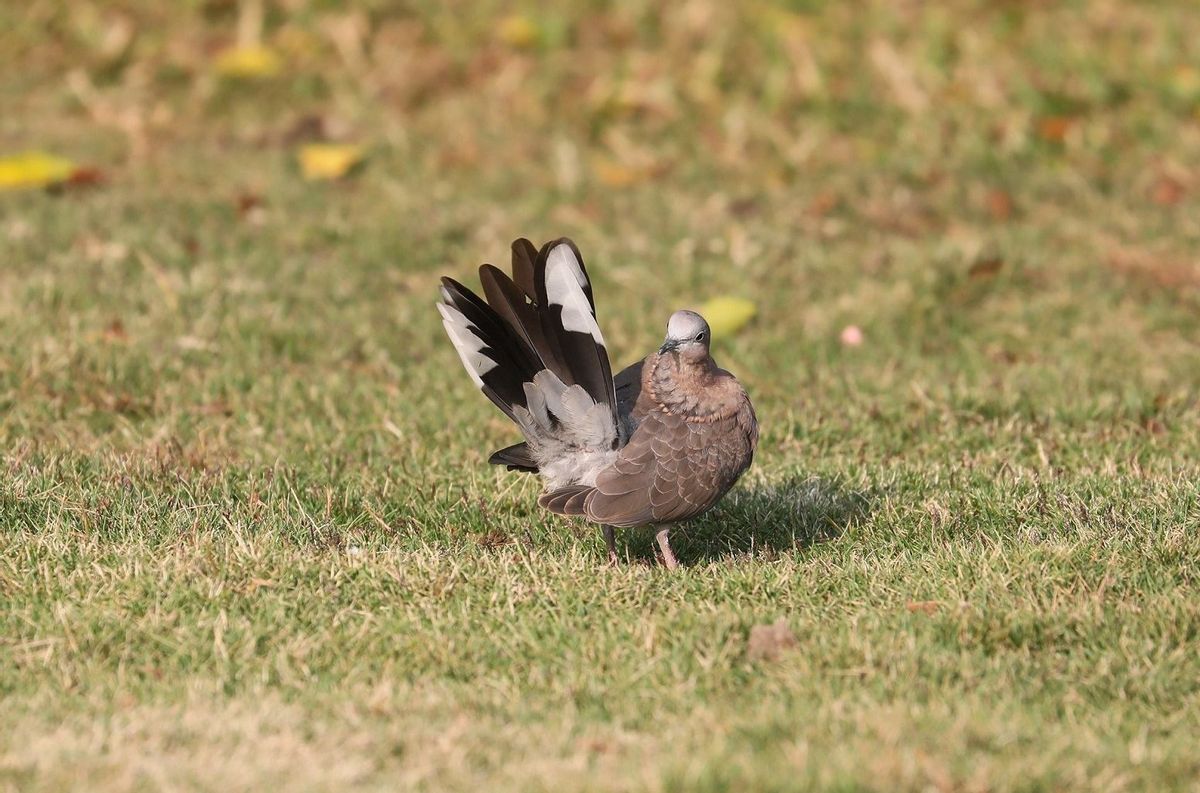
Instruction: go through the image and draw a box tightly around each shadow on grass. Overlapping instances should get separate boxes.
[621,476,877,567]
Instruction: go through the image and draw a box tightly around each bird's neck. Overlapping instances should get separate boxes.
[646,351,737,420]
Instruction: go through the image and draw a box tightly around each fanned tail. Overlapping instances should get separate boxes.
[437,238,620,477]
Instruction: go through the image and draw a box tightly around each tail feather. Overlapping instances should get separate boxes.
[530,239,618,438]
[438,277,540,421]
[489,442,538,472]
[479,264,569,381]
[509,237,540,298]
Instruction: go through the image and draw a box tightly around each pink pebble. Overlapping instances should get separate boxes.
[840,325,864,347]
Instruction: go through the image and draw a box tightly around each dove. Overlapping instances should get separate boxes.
[437,237,757,568]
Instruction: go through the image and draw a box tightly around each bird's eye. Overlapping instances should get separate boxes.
[695,331,706,341]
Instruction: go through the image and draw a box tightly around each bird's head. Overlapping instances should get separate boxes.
[659,310,711,361]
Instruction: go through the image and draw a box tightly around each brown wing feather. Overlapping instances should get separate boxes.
[582,402,755,528]
[539,485,591,515]
[582,411,665,526]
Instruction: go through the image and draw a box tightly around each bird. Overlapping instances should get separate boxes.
[437,237,757,568]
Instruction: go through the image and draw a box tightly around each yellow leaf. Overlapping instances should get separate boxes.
[1170,65,1200,110]
[497,14,540,49]
[697,296,757,338]
[592,159,651,188]
[298,143,364,181]
[0,151,77,190]
[214,45,283,79]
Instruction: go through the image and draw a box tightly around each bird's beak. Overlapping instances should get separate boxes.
[658,339,679,354]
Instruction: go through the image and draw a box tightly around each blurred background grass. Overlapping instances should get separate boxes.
[2,2,1200,791]
[3,0,1199,457]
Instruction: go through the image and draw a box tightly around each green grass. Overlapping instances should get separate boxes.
[3,1,1200,790]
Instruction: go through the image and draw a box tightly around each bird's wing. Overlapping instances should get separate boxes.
[612,358,646,444]
[581,402,755,528]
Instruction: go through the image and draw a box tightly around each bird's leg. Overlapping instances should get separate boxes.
[654,525,678,570]
[603,524,619,566]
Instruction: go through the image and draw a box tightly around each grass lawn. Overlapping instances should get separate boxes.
[2,1,1200,790]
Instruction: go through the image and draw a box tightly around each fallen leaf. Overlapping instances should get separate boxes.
[697,296,757,338]
[968,257,1005,279]
[580,738,611,755]
[298,143,364,181]
[984,189,1014,220]
[235,191,262,213]
[1150,176,1185,207]
[1036,115,1075,143]
[64,167,107,189]
[214,44,283,79]
[0,151,77,190]
[806,190,840,218]
[497,14,540,49]
[728,196,761,218]
[235,191,266,225]
[592,159,651,188]
[839,325,864,347]
[102,319,127,343]
[281,113,329,144]
[747,619,797,662]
